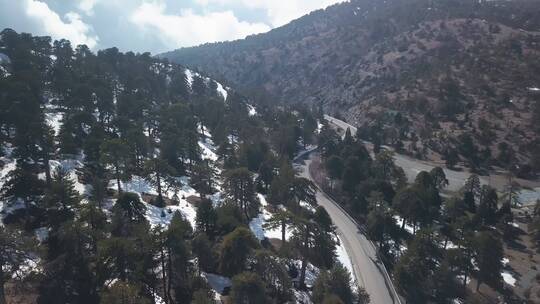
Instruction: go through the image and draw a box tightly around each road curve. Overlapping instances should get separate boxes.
[324,115,482,192]
[294,153,401,304]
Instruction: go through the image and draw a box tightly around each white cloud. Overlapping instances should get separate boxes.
[130,2,271,48]
[77,0,99,16]
[24,0,99,48]
[194,0,344,27]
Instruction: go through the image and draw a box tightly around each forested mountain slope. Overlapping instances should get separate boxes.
[162,0,540,176]
[2,27,540,304]
[0,29,362,304]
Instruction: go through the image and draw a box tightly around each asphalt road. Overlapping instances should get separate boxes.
[294,155,400,304]
[324,115,485,192]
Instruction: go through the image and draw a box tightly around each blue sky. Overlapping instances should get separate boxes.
[0,0,344,54]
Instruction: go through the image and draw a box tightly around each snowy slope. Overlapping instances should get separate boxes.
[185,68,228,101]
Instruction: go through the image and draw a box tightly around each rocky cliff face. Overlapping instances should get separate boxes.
[162,0,540,175]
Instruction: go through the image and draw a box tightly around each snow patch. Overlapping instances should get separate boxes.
[202,272,231,297]
[290,260,319,288]
[249,195,293,241]
[185,69,195,87]
[336,236,356,287]
[144,200,197,229]
[217,82,228,100]
[45,104,64,136]
[317,122,324,134]
[49,157,87,196]
[109,176,198,229]
[502,271,516,286]
[199,139,218,161]
[247,104,257,116]
[12,257,40,279]
[185,68,228,101]
[528,87,540,92]
[153,293,166,304]
[393,215,415,234]
[1,153,17,224]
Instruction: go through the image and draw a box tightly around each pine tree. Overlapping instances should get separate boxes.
[223,168,257,221]
[218,227,259,277]
[143,157,175,207]
[250,250,292,302]
[43,167,81,226]
[195,199,217,237]
[100,138,131,193]
[38,220,99,304]
[100,281,151,304]
[473,231,503,291]
[1,160,44,228]
[311,207,338,269]
[463,174,481,202]
[312,263,360,304]
[366,204,393,251]
[394,229,440,303]
[192,233,215,273]
[0,226,36,304]
[229,272,269,304]
[476,185,498,226]
[429,167,448,191]
[191,160,216,196]
[164,212,194,303]
[111,192,147,237]
[263,209,293,244]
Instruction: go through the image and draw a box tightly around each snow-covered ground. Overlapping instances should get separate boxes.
[290,260,319,288]
[393,215,415,234]
[48,157,88,196]
[247,104,257,116]
[199,138,218,162]
[153,293,166,304]
[249,193,356,290]
[201,272,229,301]
[501,257,517,287]
[216,82,228,101]
[12,257,40,280]
[185,68,228,101]
[108,175,199,229]
[0,52,10,77]
[336,236,356,286]
[44,104,63,136]
[502,271,517,286]
[144,200,197,229]
[249,194,294,241]
[108,126,222,229]
[1,146,17,224]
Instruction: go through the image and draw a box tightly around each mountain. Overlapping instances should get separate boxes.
[162,0,540,177]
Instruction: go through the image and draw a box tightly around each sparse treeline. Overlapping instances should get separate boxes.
[0,29,363,304]
[318,123,516,303]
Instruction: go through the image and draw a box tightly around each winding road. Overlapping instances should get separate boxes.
[293,151,401,304]
[289,115,487,303]
[325,115,483,192]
